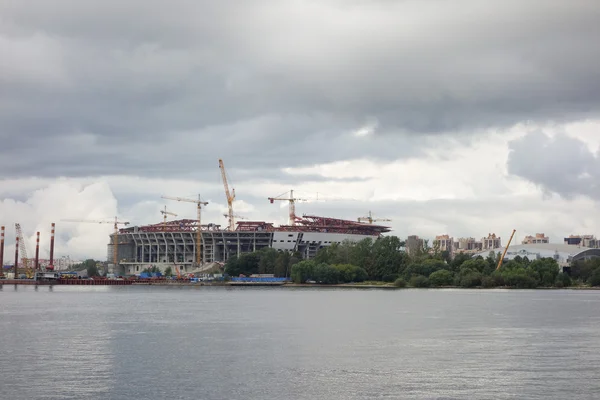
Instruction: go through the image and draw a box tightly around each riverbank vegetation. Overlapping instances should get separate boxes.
[224,236,600,288]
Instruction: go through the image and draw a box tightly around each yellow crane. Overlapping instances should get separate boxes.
[218,159,236,231]
[160,206,177,230]
[268,190,308,226]
[161,194,208,266]
[358,211,392,224]
[15,223,34,278]
[61,217,130,268]
[496,229,516,271]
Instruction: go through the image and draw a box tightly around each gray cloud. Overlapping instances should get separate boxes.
[507,131,600,198]
[1,0,600,179]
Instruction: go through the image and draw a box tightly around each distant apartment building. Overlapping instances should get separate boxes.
[406,235,424,255]
[433,235,454,253]
[455,237,483,252]
[482,233,502,250]
[522,233,549,245]
[430,233,504,256]
[564,235,600,248]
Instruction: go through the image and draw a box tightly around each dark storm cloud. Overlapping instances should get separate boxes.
[507,131,600,198]
[1,0,600,179]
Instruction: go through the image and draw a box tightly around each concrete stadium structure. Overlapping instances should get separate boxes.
[473,243,600,269]
[108,215,390,276]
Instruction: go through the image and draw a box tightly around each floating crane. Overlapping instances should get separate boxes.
[219,159,236,231]
[15,223,34,278]
[162,195,208,266]
[268,190,308,226]
[61,217,130,268]
[358,211,391,224]
[160,206,177,229]
[496,229,517,271]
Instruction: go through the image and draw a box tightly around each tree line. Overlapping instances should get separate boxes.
[223,236,600,288]
[224,248,300,277]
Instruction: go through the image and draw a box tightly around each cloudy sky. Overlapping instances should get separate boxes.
[1,0,600,261]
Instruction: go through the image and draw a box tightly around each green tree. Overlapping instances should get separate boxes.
[529,258,559,287]
[450,253,472,272]
[429,269,454,287]
[291,260,317,283]
[225,252,260,276]
[258,248,278,274]
[164,266,173,277]
[410,275,430,288]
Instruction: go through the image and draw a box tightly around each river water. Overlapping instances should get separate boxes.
[1,286,599,399]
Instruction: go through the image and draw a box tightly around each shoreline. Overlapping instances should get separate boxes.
[3,280,600,290]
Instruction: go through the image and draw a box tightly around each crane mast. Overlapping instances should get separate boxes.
[15,223,33,278]
[268,190,307,226]
[219,159,236,231]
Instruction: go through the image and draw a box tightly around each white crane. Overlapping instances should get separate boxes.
[61,217,130,268]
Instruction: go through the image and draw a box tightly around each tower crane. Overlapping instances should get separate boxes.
[61,217,130,269]
[160,206,177,230]
[15,223,34,278]
[218,159,236,231]
[496,229,516,271]
[268,190,308,226]
[358,211,392,224]
[161,194,208,266]
[222,213,247,221]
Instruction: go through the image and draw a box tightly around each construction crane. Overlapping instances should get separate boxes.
[268,190,308,226]
[162,194,208,266]
[219,158,236,231]
[160,206,177,229]
[358,211,392,224]
[223,213,247,220]
[496,229,516,271]
[15,223,34,278]
[61,217,130,269]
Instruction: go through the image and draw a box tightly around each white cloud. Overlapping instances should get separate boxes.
[1,121,600,263]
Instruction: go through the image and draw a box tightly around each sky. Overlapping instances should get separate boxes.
[1,0,600,261]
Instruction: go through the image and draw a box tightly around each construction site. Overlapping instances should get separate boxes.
[107,159,392,276]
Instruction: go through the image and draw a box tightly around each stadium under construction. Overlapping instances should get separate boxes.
[110,215,391,276]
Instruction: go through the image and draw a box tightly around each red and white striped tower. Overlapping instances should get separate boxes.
[35,232,40,270]
[14,236,19,277]
[0,226,5,273]
[49,223,55,271]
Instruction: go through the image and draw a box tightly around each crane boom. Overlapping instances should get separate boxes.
[358,211,392,224]
[219,159,236,231]
[496,229,516,271]
[61,217,129,270]
[268,190,308,226]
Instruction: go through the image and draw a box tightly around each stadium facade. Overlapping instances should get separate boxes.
[108,215,391,275]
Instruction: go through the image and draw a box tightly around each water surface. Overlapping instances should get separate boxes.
[1,286,599,399]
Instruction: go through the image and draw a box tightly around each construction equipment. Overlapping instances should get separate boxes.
[496,229,516,271]
[61,217,130,268]
[162,194,208,266]
[358,211,392,224]
[15,223,34,278]
[222,213,247,221]
[160,206,177,229]
[268,190,308,226]
[219,159,236,231]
